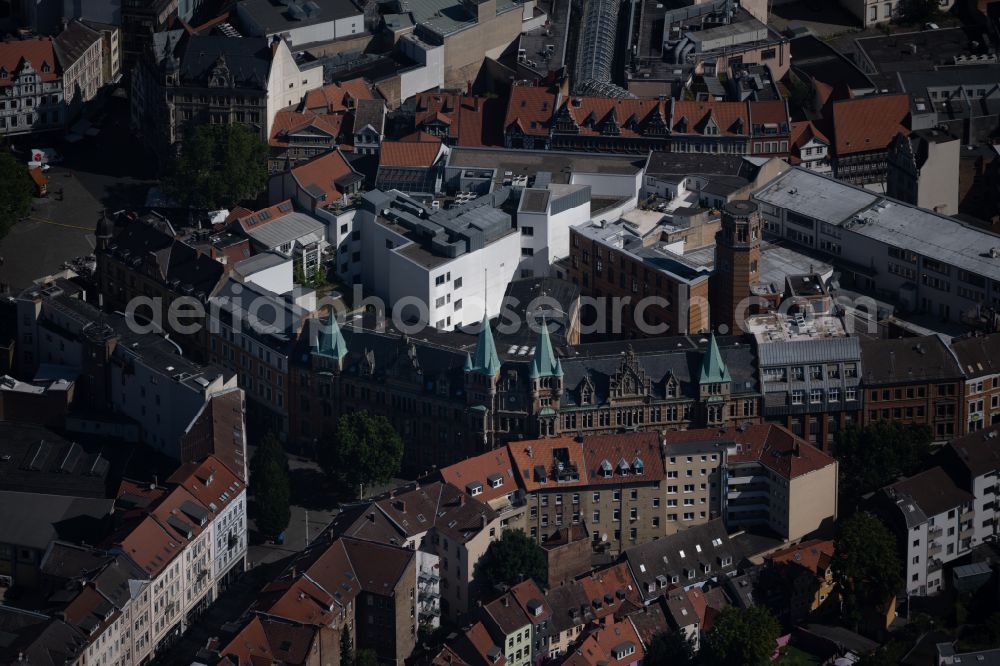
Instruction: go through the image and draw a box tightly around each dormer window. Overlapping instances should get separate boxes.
[617,459,630,476]
[599,459,613,478]
[633,458,644,475]
[41,62,50,73]
[488,473,503,489]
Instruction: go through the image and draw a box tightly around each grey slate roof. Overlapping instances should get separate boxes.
[859,335,961,384]
[0,491,113,551]
[888,466,973,519]
[624,519,741,602]
[53,19,100,69]
[178,35,271,88]
[353,98,385,133]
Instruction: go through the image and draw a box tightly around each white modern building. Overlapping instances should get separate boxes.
[515,184,591,279]
[752,167,1000,325]
[356,189,521,329]
[236,0,366,49]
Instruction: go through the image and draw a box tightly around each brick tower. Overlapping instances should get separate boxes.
[712,200,762,334]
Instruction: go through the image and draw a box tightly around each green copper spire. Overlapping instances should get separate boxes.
[699,333,731,384]
[529,317,563,379]
[470,314,501,376]
[318,310,348,361]
[464,352,473,372]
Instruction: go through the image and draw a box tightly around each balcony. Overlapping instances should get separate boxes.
[960,527,975,540]
[418,572,440,586]
[928,558,943,573]
[928,543,942,556]
[961,509,975,522]
[928,527,943,539]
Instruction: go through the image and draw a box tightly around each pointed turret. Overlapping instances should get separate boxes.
[469,315,501,377]
[317,310,348,361]
[698,334,731,384]
[529,318,563,379]
[464,352,473,372]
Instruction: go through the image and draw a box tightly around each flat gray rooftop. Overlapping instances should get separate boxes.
[448,147,647,184]
[753,168,878,225]
[238,0,362,31]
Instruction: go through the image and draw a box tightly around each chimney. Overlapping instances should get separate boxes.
[793,442,801,457]
[503,596,509,607]
[368,512,376,522]
[459,494,466,506]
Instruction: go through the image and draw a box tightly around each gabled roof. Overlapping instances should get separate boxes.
[726,423,835,480]
[0,37,59,86]
[790,120,829,152]
[379,139,443,168]
[951,333,1000,379]
[578,563,643,621]
[563,617,644,666]
[219,616,318,666]
[831,93,910,155]
[672,100,748,136]
[314,310,348,361]
[860,334,961,384]
[301,78,373,114]
[415,92,493,146]
[269,110,343,148]
[505,85,558,137]
[946,424,1000,478]
[766,538,835,578]
[289,149,358,206]
[439,447,518,505]
[888,466,974,519]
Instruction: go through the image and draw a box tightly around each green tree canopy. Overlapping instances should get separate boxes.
[645,630,696,666]
[702,606,781,666]
[0,151,33,239]
[250,434,291,537]
[836,421,932,514]
[162,123,268,209]
[900,0,940,23]
[318,411,403,495]
[340,629,353,666]
[477,529,547,591]
[833,512,903,623]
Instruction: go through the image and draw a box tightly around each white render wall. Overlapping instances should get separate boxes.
[399,38,445,102]
[236,6,365,48]
[238,258,294,295]
[265,40,323,142]
[358,211,521,329]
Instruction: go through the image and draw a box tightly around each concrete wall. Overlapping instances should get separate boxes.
[787,461,837,541]
[399,37,445,105]
[238,257,294,295]
[441,6,523,88]
[266,40,324,141]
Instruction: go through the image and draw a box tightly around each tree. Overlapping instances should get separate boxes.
[0,151,33,239]
[832,512,903,625]
[319,411,403,495]
[645,630,696,666]
[477,529,547,591]
[701,606,781,666]
[162,123,268,209]
[250,434,291,537]
[835,421,932,514]
[340,628,354,666]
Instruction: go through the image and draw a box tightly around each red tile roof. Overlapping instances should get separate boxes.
[301,78,373,114]
[509,436,589,492]
[564,618,645,666]
[219,616,318,665]
[749,99,790,126]
[580,432,666,486]
[558,97,668,138]
[289,149,356,206]
[269,110,344,148]
[766,538,834,578]
[229,200,296,234]
[166,454,244,518]
[398,130,442,143]
[725,424,836,479]
[671,101,748,136]
[460,622,506,666]
[505,85,558,137]
[790,120,829,152]
[831,93,910,156]
[415,92,492,146]
[0,37,59,87]
[578,563,642,621]
[440,448,518,505]
[379,139,442,168]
